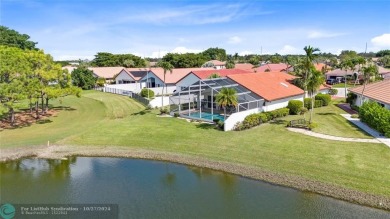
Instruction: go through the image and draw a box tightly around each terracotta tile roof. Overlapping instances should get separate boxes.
[235,63,255,71]
[150,67,214,84]
[191,69,252,79]
[89,67,124,79]
[314,63,331,72]
[378,66,390,74]
[227,72,304,101]
[349,80,390,105]
[255,63,290,72]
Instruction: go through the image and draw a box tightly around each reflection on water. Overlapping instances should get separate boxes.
[1,157,389,219]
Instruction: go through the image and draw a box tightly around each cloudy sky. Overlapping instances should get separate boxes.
[2,0,389,60]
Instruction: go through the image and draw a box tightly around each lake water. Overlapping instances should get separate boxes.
[1,157,389,218]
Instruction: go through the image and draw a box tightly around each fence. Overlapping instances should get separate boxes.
[103,87,149,106]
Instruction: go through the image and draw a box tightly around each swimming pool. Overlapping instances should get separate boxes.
[187,112,225,122]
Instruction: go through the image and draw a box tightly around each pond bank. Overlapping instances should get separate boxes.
[1,145,389,211]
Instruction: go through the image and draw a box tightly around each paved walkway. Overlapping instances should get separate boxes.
[340,114,390,147]
[287,128,381,144]
[337,103,357,114]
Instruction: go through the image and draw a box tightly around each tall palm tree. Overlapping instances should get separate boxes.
[157,61,173,106]
[360,63,379,105]
[306,69,325,123]
[216,87,238,121]
[302,46,320,97]
[339,58,354,98]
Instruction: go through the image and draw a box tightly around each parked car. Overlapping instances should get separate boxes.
[326,79,336,85]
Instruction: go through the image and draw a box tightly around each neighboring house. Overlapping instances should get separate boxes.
[202,60,226,69]
[255,63,291,73]
[170,72,329,131]
[348,80,390,110]
[235,63,255,71]
[314,63,332,73]
[325,68,357,80]
[115,68,148,84]
[176,69,252,91]
[89,67,125,82]
[378,66,390,79]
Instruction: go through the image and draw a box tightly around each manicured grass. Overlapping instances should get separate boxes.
[331,83,356,88]
[1,91,389,198]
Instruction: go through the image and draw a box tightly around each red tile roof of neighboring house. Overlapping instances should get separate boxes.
[191,69,252,79]
[348,80,390,105]
[150,67,214,84]
[235,63,255,71]
[314,63,331,72]
[227,72,304,101]
[255,63,290,72]
[89,67,124,79]
[207,60,226,66]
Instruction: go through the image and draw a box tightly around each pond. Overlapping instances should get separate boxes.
[1,157,389,218]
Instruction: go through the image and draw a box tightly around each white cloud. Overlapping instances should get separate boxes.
[239,51,253,56]
[278,45,300,55]
[371,33,390,47]
[149,47,202,58]
[228,36,242,44]
[307,31,346,39]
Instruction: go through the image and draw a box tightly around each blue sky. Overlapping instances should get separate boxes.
[2,0,389,60]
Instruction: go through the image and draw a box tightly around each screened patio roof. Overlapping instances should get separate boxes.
[173,77,263,104]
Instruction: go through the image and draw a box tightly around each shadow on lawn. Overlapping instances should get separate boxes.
[269,119,288,125]
[317,112,337,115]
[196,123,218,130]
[51,106,76,111]
[131,109,151,116]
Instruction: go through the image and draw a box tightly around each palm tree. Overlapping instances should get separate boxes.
[339,58,354,98]
[306,69,325,123]
[360,63,379,105]
[157,61,173,107]
[216,87,238,121]
[302,46,320,97]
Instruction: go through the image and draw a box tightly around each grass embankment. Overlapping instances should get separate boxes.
[1,91,389,199]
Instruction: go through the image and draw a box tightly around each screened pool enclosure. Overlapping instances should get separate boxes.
[169,78,264,122]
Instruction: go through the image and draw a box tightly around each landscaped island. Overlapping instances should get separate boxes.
[1,91,389,211]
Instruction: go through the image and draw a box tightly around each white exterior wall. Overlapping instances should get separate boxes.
[148,86,176,96]
[176,73,200,91]
[140,72,165,88]
[224,108,260,131]
[354,94,390,109]
[115,70,135,84]
[263,95,303,112]
[149,96,171,108]
[105,83,144,91]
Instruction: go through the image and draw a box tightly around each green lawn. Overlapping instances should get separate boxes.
[1,91,389,198]
[331,83,356,88]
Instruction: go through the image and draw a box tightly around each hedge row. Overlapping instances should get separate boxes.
[359,101,390,137]
[234,108,289,131]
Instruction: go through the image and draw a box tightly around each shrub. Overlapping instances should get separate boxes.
[258,113,269,123]
[304,98,312,109]
[160,107,169,115]
[300,107,308,115]
[217,120,224,130]
[173,112,179,117]
[314,100,323,108]
[315,93,331,106]
[287,100,303,115]
[351,105,359,112]
[307,122,318,130]
[328,88,338,95]
[237,108,290,131]
[359,101,390,136]
[140,88,155,98]
[351,114,359,118]
[243,114,261,128]
[346,93,357,105]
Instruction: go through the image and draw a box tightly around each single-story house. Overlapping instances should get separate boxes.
[170,71,330,131]
[325,68,356,80]
[202,60,226,69]
[89,67,125,82]
[378,66,390,80]
[115,68,149,84]
[176,69,252,91]
[348,79,390,110]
